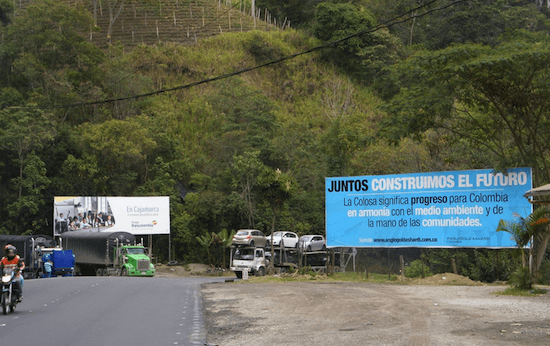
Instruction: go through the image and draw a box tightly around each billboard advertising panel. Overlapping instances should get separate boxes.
[54,196,170,236]
[326,168,532,248]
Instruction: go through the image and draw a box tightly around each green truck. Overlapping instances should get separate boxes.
[59,231,155,277]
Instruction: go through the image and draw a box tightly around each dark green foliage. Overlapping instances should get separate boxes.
[466,249,515,283]
[312,2,402,84]
[508,266,532,289]
[2,0,550,271]
[255,0,316,28]
[0,0,12,26]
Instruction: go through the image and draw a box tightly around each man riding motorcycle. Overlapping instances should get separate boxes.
[0,245,25,302]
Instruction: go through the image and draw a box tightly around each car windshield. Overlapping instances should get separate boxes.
[126,247,145,255]
[236,231,249,236]
[234,248,255,260]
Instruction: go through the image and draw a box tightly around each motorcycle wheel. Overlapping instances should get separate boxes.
[2,292,7,315]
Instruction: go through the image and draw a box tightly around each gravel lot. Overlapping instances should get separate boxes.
[200,273,550,346]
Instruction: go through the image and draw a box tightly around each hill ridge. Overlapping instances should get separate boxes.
[13,0,282,50]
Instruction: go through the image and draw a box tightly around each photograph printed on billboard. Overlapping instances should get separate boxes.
[54,196,170,236]
[325,168,532,248]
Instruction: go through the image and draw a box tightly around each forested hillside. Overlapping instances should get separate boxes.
[2,0,550,281]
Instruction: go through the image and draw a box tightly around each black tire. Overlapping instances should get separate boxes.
[95,268,103,276]
[2,292,7,315]
[307,245,312,252]
[265,241,270,247]
[257,267,265,277]
[235,271,243,279]
[249,240,255,247]
[322,245,326,251]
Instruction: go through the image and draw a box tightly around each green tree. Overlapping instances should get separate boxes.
[231,151,266,228]
[312,2,402,84]
[258,168,293,271]
[497,207,550,279]
[211,228,236,268]
[196,231,213,265]
[380,31,550,187]
[0,0,13,26]
[75,118,157,195]
[7,152,50,234]
[0,0,104,103]
[0,107,54,199]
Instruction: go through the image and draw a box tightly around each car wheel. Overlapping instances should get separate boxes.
[235,271,243,279]
[322,245,326,251]
[307,245,311,252]
[265,240,270,247]
[250,240,255,247]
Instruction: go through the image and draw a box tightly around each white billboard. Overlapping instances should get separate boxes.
[54,196,170,236]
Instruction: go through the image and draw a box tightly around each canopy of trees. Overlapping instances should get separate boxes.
[2,0,550,279]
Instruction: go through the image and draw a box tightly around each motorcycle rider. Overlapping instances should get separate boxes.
[0,244,25,302]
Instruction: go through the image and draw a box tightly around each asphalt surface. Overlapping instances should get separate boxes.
[0,275,226,346]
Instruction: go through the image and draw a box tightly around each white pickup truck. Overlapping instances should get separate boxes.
[230,247,269,278]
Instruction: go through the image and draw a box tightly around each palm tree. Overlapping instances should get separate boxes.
[497,206,550,276]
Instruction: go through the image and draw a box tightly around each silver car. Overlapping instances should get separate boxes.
[232,229,268,248]
[298,235,326,252]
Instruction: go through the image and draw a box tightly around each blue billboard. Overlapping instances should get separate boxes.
[326,168,532,248]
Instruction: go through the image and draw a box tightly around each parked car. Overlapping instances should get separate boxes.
[232,229,268,248]
[266,231,299,248]
[298,235,326,252]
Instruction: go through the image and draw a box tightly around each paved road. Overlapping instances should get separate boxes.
[0,276,226,346]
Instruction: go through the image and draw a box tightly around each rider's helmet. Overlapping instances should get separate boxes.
[4,244,16,260]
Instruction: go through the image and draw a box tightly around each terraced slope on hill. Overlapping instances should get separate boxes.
[13,0,281,50]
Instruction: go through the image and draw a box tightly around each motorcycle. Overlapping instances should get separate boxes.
[1,268,20,315]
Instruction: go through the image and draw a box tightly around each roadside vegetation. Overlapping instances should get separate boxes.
[2,0,550,289]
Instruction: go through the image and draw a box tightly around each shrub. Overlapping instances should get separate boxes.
[404,259,433,278]
[508,267,532,290]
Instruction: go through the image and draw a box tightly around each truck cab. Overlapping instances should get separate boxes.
[115,245,155,276]
[230,247,269,279]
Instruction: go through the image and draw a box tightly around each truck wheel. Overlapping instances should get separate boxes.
[121,268,128,276]
[95,268,103,276]
[257,267,265,277]
[235,271,243,279]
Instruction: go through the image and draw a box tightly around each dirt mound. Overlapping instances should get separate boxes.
[406,272,484,286]
[155,263,211,277]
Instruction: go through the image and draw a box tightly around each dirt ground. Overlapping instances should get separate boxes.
[155,265,550,345]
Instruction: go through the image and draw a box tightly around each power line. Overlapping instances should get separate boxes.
[29,0,466,110]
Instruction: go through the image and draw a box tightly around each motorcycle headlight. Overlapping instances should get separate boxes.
[2,275,11,283]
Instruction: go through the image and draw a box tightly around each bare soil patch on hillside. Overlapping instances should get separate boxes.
[201,273,550,346]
